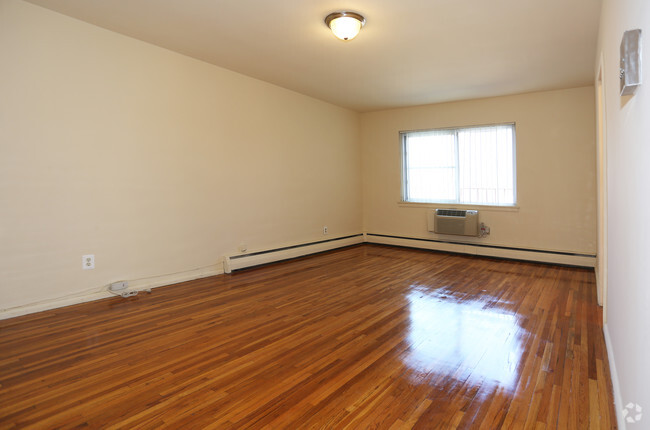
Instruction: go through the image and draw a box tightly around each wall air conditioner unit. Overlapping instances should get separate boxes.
[429,209,479,237]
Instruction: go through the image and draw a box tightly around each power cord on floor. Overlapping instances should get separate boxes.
[108,288,152,298]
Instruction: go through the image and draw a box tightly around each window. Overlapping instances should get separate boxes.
[401,123,516,206]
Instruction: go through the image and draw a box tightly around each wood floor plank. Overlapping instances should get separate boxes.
[0,244,616,429]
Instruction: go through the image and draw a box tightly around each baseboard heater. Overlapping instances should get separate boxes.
[364,233,596,268]
[428,209,479,236]
[223,234,364,273]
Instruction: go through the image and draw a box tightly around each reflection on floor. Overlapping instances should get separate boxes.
[406,287,522,392]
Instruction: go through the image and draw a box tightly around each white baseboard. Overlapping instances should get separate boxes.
[223,235,364,273]
[0,264,223,321]
[604,324,625,430]
[126,264,223,292]
[365,234,596,267]
[1,236,364,320]
[0,233,591,320]
[0,291,113,321]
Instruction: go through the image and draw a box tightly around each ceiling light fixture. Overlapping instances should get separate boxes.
[324,11,366,41]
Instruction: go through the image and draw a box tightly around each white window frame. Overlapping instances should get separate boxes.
[400,123,517,206]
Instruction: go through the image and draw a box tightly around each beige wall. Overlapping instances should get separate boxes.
[0,0,362,311]
[361,87,597,254]
[596,0,650,427]
[0,1,600,314]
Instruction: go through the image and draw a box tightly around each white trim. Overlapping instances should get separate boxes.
[365,234,596,267]
[397,201,520,212]
[223,235,364,273]
[1,233,592,320]
[0,264,223,320]
[595,54,609,315]
[604,324,625,430]
[1,236,365,320]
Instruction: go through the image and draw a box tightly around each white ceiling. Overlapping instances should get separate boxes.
[24,0,603,112]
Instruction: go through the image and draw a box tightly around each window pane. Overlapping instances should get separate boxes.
[405,131,457,202]
[402,124,515,206]
[457,125,514,205]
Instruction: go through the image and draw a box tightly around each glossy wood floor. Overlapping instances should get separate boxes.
[0,245,616,429]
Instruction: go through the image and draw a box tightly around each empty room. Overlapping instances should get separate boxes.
[1,0,648,428]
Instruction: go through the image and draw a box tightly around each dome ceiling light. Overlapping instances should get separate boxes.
[324,11,366,41]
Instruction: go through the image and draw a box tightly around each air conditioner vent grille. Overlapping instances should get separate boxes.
[436,209,467,217]
[429,209,479,236]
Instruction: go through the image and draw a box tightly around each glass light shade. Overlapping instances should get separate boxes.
[329,16,362,41]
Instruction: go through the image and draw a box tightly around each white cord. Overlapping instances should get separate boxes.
[108,288,152,298]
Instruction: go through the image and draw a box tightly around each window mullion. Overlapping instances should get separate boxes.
[454,130,460,203]
[402,134,409,201]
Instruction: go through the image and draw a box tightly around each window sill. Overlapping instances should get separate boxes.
[397,201,520,212]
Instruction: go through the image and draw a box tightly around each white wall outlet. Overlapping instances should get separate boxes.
[239,243,248,253]
[323,226,328,235]
[82,254,95,270]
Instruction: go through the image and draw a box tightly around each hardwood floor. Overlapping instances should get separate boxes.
[0,244,616,429]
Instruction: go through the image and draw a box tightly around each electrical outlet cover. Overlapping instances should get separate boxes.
[82,254,95,270]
